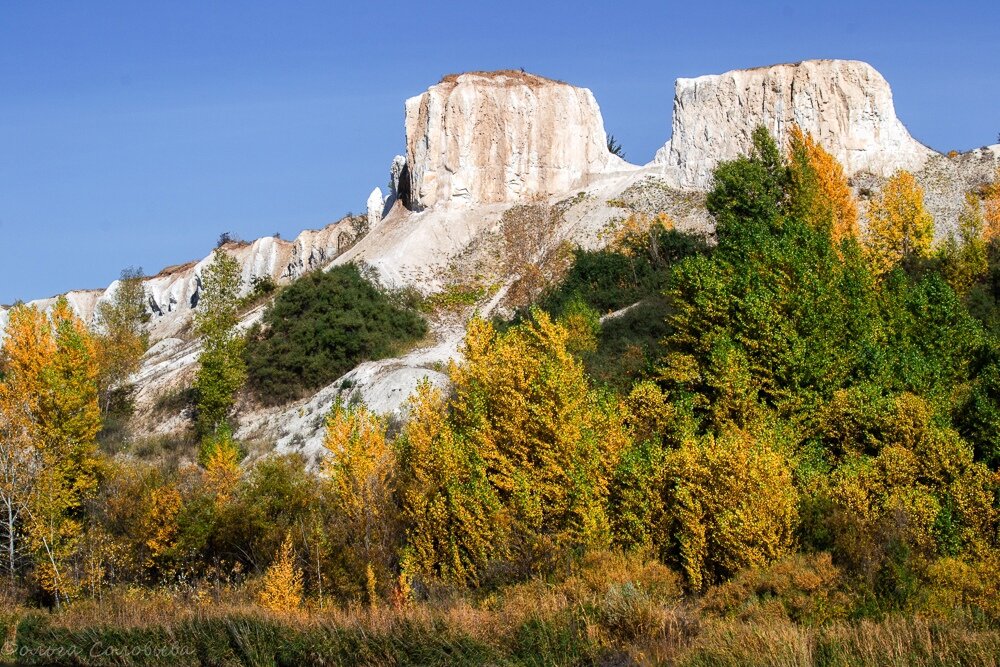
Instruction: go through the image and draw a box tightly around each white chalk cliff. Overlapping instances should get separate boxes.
[2,61,997,460]
[654,60,937,189]
[0,217,363,343]
[404,70,634,209]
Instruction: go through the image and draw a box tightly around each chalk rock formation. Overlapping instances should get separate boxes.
[0,216,364,342]
[367,187,384,229]
[655,60,936,189]
[405,70,632,209]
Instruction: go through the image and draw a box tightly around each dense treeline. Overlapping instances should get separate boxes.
[3,127,1000,664]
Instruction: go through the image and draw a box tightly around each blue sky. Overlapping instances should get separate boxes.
[2,0,998,303]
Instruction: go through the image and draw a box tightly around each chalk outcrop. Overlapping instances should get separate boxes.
[0,216,364,342]
[655,60,936,189]
[366,187,384,229]
[405,70,632,209]
[4,62,998,456]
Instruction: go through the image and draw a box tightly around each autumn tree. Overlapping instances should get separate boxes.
[94,267,149,417]
[787,125,859,244]
[454,313,629,557]
[194,249,246,439]
[28,299,102,605]
[940,192,988,294]
[0,300,102,604]
[200,428,242,503]
[984,167,1000,241]
[659,429,798,592]
[322,402,401,600]
[397,381,503,588]
[399,313,629,586]
[864,170,935,276]
[257,532,303,612]
[0,305,52,585]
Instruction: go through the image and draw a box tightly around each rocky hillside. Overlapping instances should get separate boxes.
[2,59,998,459]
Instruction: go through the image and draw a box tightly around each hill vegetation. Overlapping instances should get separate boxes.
[245,264,428,406]
[2,128,1000,665]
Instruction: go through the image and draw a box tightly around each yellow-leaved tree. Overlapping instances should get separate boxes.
[397,381,504,588]
[400,311,629,586]
[0,305,53,584]
[863,170,935,276]
[659,428,798,592]
[985,167,1000,241]
[788,126,859,244]
[257,532,304,613]
[199,428,242,504]
[31,299,102,605]
[451,313,629,555]
[0,299,101,605]
[823,394,997,590]
[322,402,400,602]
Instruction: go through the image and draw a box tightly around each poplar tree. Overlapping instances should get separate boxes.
[94,267,149,417]
[985,167,1000,241]
[0,299,100,604]
[864,170,935,276]
[788,125,859,244]
[194,250,247,439]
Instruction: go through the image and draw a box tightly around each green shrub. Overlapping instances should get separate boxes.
[245,264,427,405]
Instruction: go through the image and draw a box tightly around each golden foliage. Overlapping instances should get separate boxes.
[984,167,1000,241]
[661,429,798,592]
[787,126,859,243]
[400,312,630,586]
[925,552,1000,621]
[0,299,102,603]
[863,170,935,276]
[450,313,629,551]
[398,381,503,587]
[257,532,304,613]
[825,394,998,584]
[201,430,242,503]
[322,402,400,596]
[142,485,182,566]
[605,212,675,257]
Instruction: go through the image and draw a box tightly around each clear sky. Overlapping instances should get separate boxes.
[2,0,998,304]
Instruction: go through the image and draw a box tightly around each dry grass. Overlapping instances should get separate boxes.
[11,553,1000,666]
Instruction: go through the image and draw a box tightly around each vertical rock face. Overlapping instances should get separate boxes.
[366,187,384,229]
[656,60,936,189]
[405,70,631,209]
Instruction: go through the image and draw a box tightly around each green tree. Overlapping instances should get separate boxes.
[94,267,149,417]
[939,192,988,295]
[706,125,788,229]
[245,265,427,405]
[194,250,247,439]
